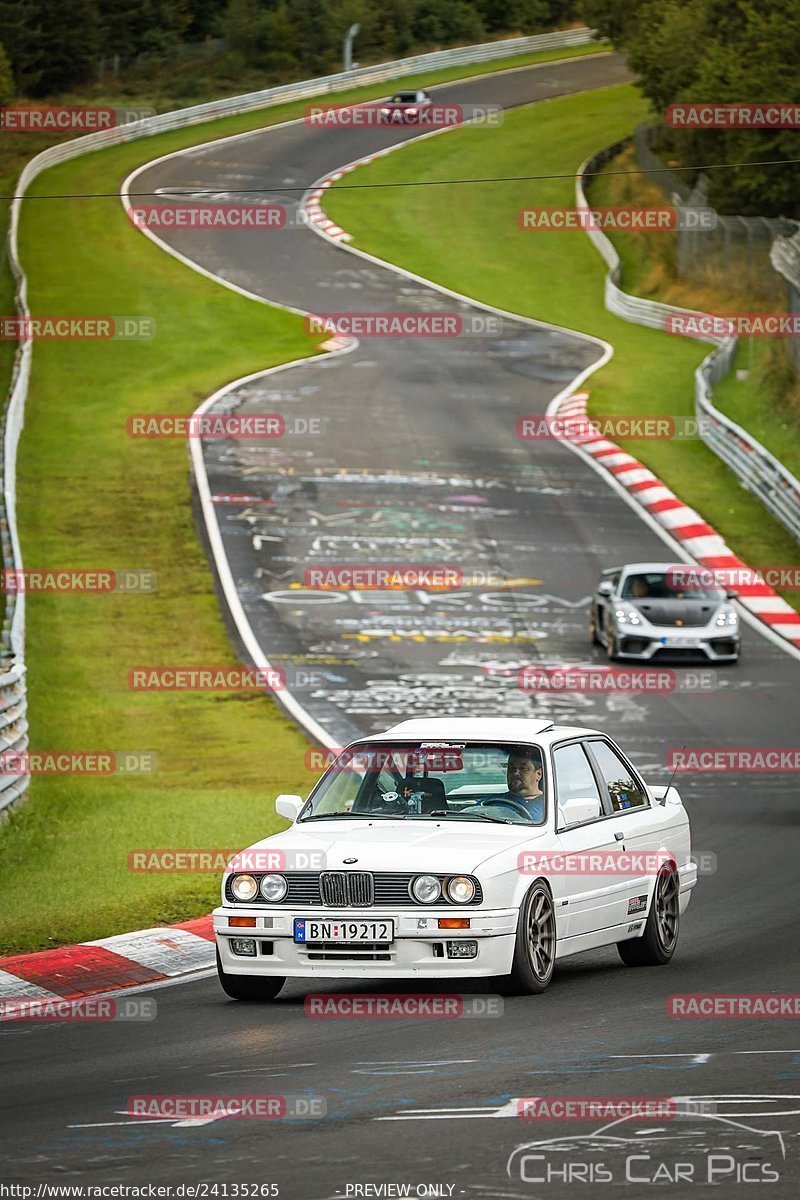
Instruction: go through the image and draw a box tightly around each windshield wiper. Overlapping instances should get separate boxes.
[300,812,401,822]
[426,809,519,825]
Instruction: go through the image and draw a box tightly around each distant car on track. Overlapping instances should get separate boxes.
[590,562,740,663]
[215,717,696,1001]
[378,90,432,122]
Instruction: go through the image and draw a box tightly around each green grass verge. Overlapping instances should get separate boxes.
[0,43,606,956]
[701,341,800,486]
[325,83,800,608]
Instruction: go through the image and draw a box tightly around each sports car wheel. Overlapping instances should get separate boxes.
[216,948,285,1000]
[605,617,619,661]
[589,606,601,646]
[502,881,556,995]
[618,864,680,966]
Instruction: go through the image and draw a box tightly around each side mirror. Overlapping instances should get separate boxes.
[726,590,738,600]
[597,580,614,596]
[559,796,602,827]
[276,793,303,821]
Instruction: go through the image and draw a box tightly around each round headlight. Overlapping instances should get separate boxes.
[446,875,476,904]
[260,873,287,902]
[230,873,258,902]
[411,874,442,904]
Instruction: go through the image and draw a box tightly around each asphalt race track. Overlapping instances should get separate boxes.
[3,53,800,1198]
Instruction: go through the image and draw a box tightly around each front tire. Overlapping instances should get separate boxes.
[216,947,285,1000]
[501,881,556,995]
[618,864,680,966]
[589,605,601,646]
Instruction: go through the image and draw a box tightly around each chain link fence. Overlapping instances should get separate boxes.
[633,123,797,300]
[771,229,800,367]
[577,143,800,546]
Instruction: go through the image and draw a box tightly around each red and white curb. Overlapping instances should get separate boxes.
[0,916,214,1007]
[302,166,360,242]
[556,392,800,647]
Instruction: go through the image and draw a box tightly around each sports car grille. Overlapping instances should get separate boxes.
[225,871,482,907]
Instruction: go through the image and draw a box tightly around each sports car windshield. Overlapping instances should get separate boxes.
[388,93,418,103]
[300,742,547,826]
[621,572,725,601]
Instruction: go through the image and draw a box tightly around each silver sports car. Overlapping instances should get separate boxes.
[590,562,740,662]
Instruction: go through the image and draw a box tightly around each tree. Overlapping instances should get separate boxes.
[0,40,14,104]
[30,0,100,94]
[581,0,800,217]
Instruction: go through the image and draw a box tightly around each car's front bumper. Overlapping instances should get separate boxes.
[214,905,517,979]
[614,625,739,662]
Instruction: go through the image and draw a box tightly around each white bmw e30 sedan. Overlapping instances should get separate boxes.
[214,718,697,1000]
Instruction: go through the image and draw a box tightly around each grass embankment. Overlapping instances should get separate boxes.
[588,143,800,488]
[0,44,607,955]
[325,83,800,604]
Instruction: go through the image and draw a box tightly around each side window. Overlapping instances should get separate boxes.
[587,742,649,812]
[553,743,602,809]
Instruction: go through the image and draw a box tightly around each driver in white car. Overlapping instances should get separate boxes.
[501,747,545,821]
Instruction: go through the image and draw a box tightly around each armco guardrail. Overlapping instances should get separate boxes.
[577,141,800,545]
[0,26,598,813]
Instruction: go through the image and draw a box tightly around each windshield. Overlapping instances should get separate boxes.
[621,572,725,601]
[300,742,547,826]
[389,93,417,103]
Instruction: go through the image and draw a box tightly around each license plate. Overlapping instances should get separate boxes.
[294,918,394,944]
[662,637,700,647]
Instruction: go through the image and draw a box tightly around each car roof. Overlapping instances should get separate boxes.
[361,718,604,744]
[617,562,685,574]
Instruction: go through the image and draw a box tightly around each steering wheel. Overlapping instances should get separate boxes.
[474,797,533,819]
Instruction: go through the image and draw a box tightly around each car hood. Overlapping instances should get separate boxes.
[237,820,549,875]
[630,598,720,628]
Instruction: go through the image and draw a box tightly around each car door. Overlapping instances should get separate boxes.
[594,570,620,643]
[583,737,668,929]
[552,740,632,939]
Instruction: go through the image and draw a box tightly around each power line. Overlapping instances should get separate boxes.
[3,158,800,202]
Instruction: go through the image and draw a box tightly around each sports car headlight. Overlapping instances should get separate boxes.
[230,873,259,902]
[615,607,642,625]
[715,610,737,626]
[260,873,287,902]
[412,874,442,904]
[446,876,476,904]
